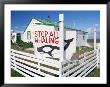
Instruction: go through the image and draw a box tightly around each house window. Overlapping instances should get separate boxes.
[27,31,31,40]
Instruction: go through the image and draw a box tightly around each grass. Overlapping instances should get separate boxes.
[11,68,24,77]
[11,43,34,54]
[11,43,23,50]
[11,44,99,77]
[76,46,93,55]
[11,68,100,77]
[87,67,100,77]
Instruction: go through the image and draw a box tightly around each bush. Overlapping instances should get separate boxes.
[87,68,100,77]
[76,46,93,54]
[11,69,24,77]
[17,40,33,49]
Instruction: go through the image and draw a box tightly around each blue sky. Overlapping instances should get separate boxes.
[11,11,100,39]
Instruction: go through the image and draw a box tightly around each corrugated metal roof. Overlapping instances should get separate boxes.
[35,18,88,33]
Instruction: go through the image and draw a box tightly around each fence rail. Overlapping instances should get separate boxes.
[11,49,99,77]
[61,49,99,77]
[11,49,60,77]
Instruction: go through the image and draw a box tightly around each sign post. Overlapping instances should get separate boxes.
[33,14,65,77]
[59,14,65,77]
[94,28,96,50]
[59,14,65,61]
[94,27,99,68]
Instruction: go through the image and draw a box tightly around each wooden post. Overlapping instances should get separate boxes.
[59,14,64,77]
[34,45,41,71]
[83,52,86,62]
[94,28,99,68]
[97,49,100,68]
[94,28,96,50]
[12,50,16,69]
[59,14,65,61]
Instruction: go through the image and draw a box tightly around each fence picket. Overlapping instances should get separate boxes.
[62,53,97,77]
[11,49,99,77]
[80,62,97,77]
[11,49,60,77]
[71,59,97,77]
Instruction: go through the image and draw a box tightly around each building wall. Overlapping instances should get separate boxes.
[65,31,76,60]
[64,29,88,47]
[22,18,87,55]
[22,19,55,43]
[76,31,88,47]
[11,32,17,43]
[22,19,88,47]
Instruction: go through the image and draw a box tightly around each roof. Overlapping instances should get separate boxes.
[35,18,55,26]
[22,18,87,34]
[35,18,88,33]
[87,39,100,43]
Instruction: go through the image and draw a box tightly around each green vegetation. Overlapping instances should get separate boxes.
[87,68,100,77]
[75,46,100,77]
[11,39,34,53]
[16,33,33,49]
[76,46,93,55]
[11,67,100,77]
[11,68,24,77]
[17,40,33,49]
[11,42,34,54]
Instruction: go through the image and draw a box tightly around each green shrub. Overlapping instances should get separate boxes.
[11,69,24,77]
[16,40,33,49]
[76,46,93,54]
[87,68,100,77]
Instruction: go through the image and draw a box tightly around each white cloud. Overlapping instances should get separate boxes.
[14,30,24,33]
[86,24,100,39]
[94,24,99,27]
[11,25,26,32]
[22,25,27,28]
[86,28,92,34]
[14,26,19,29]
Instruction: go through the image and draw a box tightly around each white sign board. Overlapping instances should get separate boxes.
[32,14,76,61]
[33,28,60,59]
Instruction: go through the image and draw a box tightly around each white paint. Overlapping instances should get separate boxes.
[65,31,76,60]
[76,31,88,47]
[11,32,16,43]
[62,50,98,77]
[42,47,52,52]
[11,49,60,77]
[11,48,99,77]
[97,49,100,68]
[22,19,55,43]
[94,28,96,50]
[59,14,65,61]
[59,14,64,77]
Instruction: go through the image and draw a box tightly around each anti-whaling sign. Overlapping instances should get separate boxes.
[33,14,76,61]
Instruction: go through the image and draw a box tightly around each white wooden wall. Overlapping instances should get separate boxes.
[65,31,76,60]
[11,32,16,43]
[76,31,88,47]
[22,19,55,43]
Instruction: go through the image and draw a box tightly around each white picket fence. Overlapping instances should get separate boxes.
[11,49,99,77]
[11,49,60,77]
[61,49,100,77]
